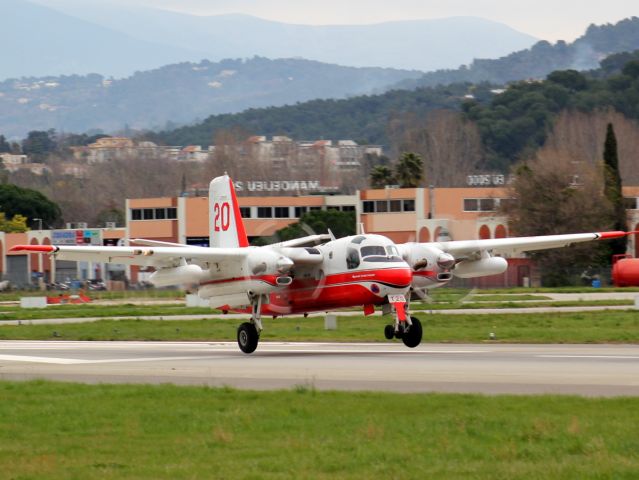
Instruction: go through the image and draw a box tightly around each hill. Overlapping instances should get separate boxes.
[149,51,639,166]
[0,58,422,138]
[24,1,537,74]
[0,0,204,79]
[393,17,639,89]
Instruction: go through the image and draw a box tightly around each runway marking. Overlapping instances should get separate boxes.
[540,354,639,360]
[0,354,223,365]
[0,354,88,364]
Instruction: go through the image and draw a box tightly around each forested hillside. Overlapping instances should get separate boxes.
[393,17,639,89]
[147,83,478,147]
[150,50,639,178]
[0,57,421,138]
[465,50,639,170]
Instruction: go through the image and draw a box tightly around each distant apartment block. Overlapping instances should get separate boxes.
[68,136,383,177]
[0,153,51,175]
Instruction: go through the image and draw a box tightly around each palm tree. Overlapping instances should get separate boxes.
[370,165,395,189]
[395,152,423,188]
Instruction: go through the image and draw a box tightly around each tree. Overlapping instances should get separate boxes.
[0,213,28,232]
[395,152,423,188]
[602,123,628,255]
[0,184,62,228]
[0,135,10,153]
[369,165,395,189]
[266,210,356,244]
[388,110,483,187]
[21,130,56,160]
[503,149,614,286]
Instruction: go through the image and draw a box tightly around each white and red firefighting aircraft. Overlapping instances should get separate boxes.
[11,175,635,353]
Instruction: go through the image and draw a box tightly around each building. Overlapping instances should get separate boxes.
[3,185,639,289]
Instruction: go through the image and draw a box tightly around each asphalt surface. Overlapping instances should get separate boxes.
[1,341,638,396]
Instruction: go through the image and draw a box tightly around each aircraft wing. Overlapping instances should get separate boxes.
[9,244,250,268]
[427,231,631,258]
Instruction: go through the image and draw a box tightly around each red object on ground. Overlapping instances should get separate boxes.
[611,254,639,287]
[47,293,92,304]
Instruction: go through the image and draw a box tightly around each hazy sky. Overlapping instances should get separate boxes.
[34,0,638,41]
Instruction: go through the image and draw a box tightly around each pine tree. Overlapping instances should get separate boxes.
[603,123,627,255]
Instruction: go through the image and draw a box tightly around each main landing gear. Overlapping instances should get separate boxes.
[237,294,264,354]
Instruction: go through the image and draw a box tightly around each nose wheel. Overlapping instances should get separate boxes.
[384,316,423,348]
[402,316,422,348]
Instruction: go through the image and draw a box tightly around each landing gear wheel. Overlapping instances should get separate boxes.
[402,316,422,348]
[384,324,394,340]
[237,322,259,354]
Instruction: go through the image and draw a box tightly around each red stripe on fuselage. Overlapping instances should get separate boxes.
[212,267,412,315]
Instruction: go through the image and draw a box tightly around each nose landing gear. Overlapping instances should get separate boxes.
[383,295,423,348]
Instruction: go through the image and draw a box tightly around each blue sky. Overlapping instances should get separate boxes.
[33,0,638,41]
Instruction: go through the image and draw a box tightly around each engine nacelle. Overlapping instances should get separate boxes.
[149,264,204,287]
[399,243,455,289]
[453,257,508,278]
[612,257,639,287]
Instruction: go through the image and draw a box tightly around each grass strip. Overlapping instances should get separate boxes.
[0,380,638,479]
[1,310,638,343]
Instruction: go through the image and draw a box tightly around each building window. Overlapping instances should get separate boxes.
[464,198,497,212]
[295,206,308,218]
[463,199,479,212]
[131,209,142,220]
[375,200,388,213]
[624,197,637,210]
[274,207,289,218]
[258,207,272,218]
[403,200,415,212]
[143,208,154,220]
[341,205,356,212]
[310,206,322,211]
[390,200,402,212]
[167,208,177,219]
[155,208,166,220]
[239,207,251,218]
[363,201,375,213]
[327,206,340,211]
[479,199,495,211]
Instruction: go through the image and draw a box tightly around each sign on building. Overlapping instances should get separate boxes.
[52,229,102,246]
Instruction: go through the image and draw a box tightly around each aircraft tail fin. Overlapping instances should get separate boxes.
[209,175,249,248]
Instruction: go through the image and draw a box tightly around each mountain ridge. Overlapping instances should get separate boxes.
[5,0,537,77]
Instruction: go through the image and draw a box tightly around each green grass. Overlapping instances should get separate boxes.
[1,380,638,479]
[2,310,638,343]
[417,299,634,309]
[0,289,185,302]
[0,304,213,321]
[0,297,631,323]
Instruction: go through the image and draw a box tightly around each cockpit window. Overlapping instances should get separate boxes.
[360,246,386,258]
[386,245,400,257]
[351,236,366,245]
[360,245,404,263]
[346,247,360,269]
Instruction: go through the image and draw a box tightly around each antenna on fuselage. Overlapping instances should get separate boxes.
[357,223,366,235]
[327,228,336,241]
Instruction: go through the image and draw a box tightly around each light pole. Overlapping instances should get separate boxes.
[33,218,42,231]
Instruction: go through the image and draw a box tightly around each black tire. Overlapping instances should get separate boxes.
[384,324,395,340]
[402,317,423,348]
[237,322,259,354]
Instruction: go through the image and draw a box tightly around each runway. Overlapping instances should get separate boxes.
[1,340,638,396]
